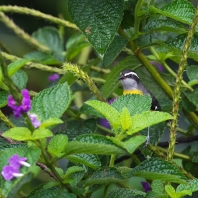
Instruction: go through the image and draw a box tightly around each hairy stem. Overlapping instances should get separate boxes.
[63,63,106,102]
[167,7,198,161]
[0,5,78,30]
[0,12,50,53]
[0,110,15,128]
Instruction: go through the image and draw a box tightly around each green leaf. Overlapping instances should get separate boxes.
[56,119,97,140]
[111,94,151,117]
[2,127,32,141]
[128,157,187,184]
[123,136,146,154]
[66,34,90,61]
[32,26,63,53]
[12,70,28,90]
[107,188,146,198]
[0,91,9,108]
[64,166,85,178]
[182,96,196,112]
[150,0,195,26]
[186,65,198,81]
[177,178,198,193]
[66,141,124,155]
[151,180,164,194]
[120,107,132,131]
[85,100,120,131]
[0,147,41,198]
[67,154,101,169]
[86,167,124,185]
[30,83,72,121]
[185,88,198,108]
[102,55,141,98]
[165,185,192,198]
[109,135,146,154]
[68,0,123,54]
[31,128,53,140]
[103,35,128,67]
[127,111,172,135]
[143,18,187,34]
[24,51,60,65]
[28,187,76,198]
[165,33,198,62]
[48,134,68,156]
[7,59,30,77]
[40,118,63,128]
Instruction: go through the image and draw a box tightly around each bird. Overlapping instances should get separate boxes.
[119,69,161,146]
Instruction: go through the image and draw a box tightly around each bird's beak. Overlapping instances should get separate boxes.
[118,75,124,80]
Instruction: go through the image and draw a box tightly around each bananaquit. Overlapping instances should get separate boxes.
[119,69,161,145]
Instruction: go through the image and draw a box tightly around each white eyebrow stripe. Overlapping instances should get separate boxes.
[124,72,139,78]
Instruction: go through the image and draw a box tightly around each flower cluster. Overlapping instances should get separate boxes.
[8,89,31,118]
[1,154,30,181]
[28,113,41,128]
[48,73,60,81]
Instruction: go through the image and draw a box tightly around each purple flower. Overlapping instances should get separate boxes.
[9,154,30,169]
[150,61,164,72]
[1,165,23,181]
[28,113,41,128]
[1,154,30,181]
[7,89,31,118]
[141,181,152,192]
[48,73,60,81]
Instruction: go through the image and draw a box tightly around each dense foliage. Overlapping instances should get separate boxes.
[1,0,198,197]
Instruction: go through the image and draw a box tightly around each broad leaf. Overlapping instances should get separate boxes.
[85,100,120,131]
[127,111,172,135]
[86,167,124,185]
[66,141,124,155]
[0,91,9,108]
[67,154,101,169]
[56,119,97,140]
[32,26,63,53]
[7,59,30,77]
[128,157,187,184]
[31,128,53,140]
[48,134,68,156]
[185,88,198,108]
[102,55,141,98]
[143,18,187,34]
[120,107,132,131]
[150,0,195,26]
[111,94,151,117]
[11,70,28,90]
[40,118,63,128]
[68,0,123,54]
[30,83,72,121]
[177,178,198,193]
[186,65,198,81]
[2,127,32,141]
[107,188,146,198]
[103,35,128,67]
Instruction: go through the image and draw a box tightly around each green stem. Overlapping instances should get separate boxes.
[63,63,106,102]
[0,5,78,30]
[188,79,198,87]
[1,52,65,74]
[0,110,15,128]
[109,154,116,167]
[23,113,35,132]
[90,66,110,74]
[0,12,50,53]
[167,124,188,135]
[133,0,145,49]
[167,6,198,161]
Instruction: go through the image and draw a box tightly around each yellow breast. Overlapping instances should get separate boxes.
[123,89,143,95]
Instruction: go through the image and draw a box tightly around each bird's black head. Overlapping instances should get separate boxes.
[119,70,139,83]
